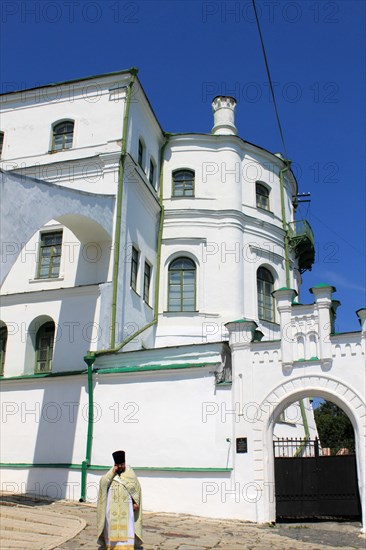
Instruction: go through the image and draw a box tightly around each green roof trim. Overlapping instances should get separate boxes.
[0,462,232,473]
[0,370,86,381]
[310,283,336,293]
[225,318,256,325]
[275,287,293,292]
[96,362,218,375]
[0,67,138,96]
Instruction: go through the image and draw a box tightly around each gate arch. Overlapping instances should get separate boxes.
[254,375,366,531]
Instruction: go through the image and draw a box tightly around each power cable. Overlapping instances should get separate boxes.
[252,0,288,159]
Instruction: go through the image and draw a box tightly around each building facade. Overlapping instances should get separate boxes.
[0,69,365,529]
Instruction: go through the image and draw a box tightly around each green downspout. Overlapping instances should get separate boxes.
[110,68,138,348]
[294,400,311,457]
[80,351,96,502]
[279,160,310,457]
[279,160,291,288]
[94,135,169,357]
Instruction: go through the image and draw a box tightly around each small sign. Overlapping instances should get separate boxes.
[236,437,248,453]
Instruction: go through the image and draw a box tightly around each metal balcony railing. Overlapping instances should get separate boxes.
[288,220,314,243]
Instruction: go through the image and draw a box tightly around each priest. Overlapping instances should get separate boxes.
[97,450,143,549]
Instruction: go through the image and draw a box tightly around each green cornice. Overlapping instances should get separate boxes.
[95,362,218,375]
[0,370,86,381]
[0,362,219,381]
[0,463,232,473]
[0,67,138,97]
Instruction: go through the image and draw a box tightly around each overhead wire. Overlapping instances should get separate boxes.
[251,0,288,160]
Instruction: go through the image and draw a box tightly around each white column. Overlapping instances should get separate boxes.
[272,288,297,369]
[310,284,335,364]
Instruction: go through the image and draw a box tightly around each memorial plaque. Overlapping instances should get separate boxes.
[236,437,247,453]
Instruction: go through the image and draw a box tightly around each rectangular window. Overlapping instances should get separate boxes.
[149,159,155,186]
[0,132,4,159]
[143,262,152,304]
[130,246,139,291]
[138,139,144,169]
[37,231,62,279]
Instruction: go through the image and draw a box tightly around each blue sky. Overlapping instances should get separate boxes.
[1,0,365,332]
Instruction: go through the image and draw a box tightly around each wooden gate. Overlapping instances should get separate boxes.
[274,438,362,519]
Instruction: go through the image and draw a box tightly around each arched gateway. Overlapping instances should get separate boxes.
[226,288,366,531]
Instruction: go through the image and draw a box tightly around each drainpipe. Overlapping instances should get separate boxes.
[79,351,96,502]
[94,135,169,356]
[279,160,310,455]
[110,68,138,348]
[294,400,311,457]
[279,159,291,288]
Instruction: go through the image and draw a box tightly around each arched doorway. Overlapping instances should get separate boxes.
[255,376,366,531]
[273,396,361,521]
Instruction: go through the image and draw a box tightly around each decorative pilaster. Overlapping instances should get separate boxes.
[272,287,297,368]
[310,284,335,364]
[356,308,366,355]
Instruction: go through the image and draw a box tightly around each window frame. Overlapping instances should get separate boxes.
[149,158,156,187]
[143,261,152,305]
[0,325,7,376]
[0,131,4,160]
[172,169,195,198]
[168,257,196,312]
[51,120,74,152]
[36,230,63,280]
[34,321,55,374]
[130,246,139,292]
[256,182,270,211]
[257,266,275,322]
[138,138,145,170]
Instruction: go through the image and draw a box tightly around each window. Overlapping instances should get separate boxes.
[130,246,139,291]
[149,159,155,187]
[168,257,196,312]
[138,139,144,169]
[0,132,4,159]
[143,262,152,304]
[172,170,194,197]
[52,121,74,151]
[256,182,270,210]
[37,231,62,279]
[257,267,275,321]
[0,325,7,375]
[35,322,55,373]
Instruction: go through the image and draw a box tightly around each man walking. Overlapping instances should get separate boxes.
[97,450,143,549]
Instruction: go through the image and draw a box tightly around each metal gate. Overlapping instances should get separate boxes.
[274,438,362,519]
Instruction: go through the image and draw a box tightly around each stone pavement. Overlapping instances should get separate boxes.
[0,494,365,550]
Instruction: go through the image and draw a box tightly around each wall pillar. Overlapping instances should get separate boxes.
[310,284,335,365]
[272,288,297,369]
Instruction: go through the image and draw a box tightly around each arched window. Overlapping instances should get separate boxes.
[256,182,270,210]
[168,257,196,311]
[172,170,194,197]
[0,324,7,375]
[35,321,55,373]
[52,121,74,151]
[257,267,275,321]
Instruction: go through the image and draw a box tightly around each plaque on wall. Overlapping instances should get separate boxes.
[236,437,248,453]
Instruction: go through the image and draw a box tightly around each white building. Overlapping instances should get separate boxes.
[0,69,365,529]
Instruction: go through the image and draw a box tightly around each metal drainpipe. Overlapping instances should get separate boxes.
[279,160,310,456]
[79,351,96,502]
[279,160,291,288]
[110,69,138,349]
[93,135,169,356]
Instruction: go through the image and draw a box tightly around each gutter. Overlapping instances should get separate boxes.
[94,134,170,357]
[110,69,138,348]
[79,352,96,502]
[279,159,292,288]
[78,136,169,500]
